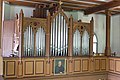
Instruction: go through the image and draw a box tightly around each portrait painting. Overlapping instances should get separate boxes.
[54,59,66,75]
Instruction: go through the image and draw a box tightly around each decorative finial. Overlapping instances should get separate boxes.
[59,0,63,6]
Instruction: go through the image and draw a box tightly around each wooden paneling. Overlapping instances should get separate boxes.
[24,61,34,75]
[3,57,109,79]
[74,59,81,72]
[108,58,120,75]
[68,59,73,73]
[46,59,50,75]
[115,60,120,73]
[101,59,106,70]
[35,60,44,75]
[22,58,45,77]
[93,57,107,72]
[109,59,114,71]
[6,61,16,76]
[17,62,23,77]
[82,59,89,72]
[94,59,100,71]
[3,61,5,76]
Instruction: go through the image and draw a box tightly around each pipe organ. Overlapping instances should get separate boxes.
[3,6,98,79]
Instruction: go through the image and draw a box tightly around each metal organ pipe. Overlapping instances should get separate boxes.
[82,30,89,56]
[24,26,34,57]
[26,27,29,56]
[41,28,43,56]
[50,22,53,56]
[65,19,68,56]
[38,28,40,56]
[78,30,81,55]
[52,19,55,56]
[39,28,41,56]
[43,30,45,56]
[64,16,66,56]
[61,15,64,56]
[58,13,61,56]
[55,15,58,56]
[24,26,46,57]
[50,13,68,56]
[36,31,38,56]
[30,27,33,56]
[36,27,46,57]
[28,26,30,56]
[76,30,78,55]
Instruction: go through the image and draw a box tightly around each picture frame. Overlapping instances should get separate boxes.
[54,58,66,75]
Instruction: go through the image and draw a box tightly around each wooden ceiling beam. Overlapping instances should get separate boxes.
[59,0,97,6]
[78,0,106,4]
[4,0,49,7]
[3,0,120,15]
[8,1,36,7]
[84,0,120,15]
[25,0,56,4]
[62,6,86,10]
[62,3,91,8]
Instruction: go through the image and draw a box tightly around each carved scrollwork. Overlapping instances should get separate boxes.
[23,18,47,34]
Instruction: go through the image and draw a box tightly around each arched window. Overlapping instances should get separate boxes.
[93,34,98,53]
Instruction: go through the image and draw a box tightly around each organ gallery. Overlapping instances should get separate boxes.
[0,0,120,80]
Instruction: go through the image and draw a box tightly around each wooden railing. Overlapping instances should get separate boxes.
[3,56,108,79]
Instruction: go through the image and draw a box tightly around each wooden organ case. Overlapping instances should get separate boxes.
[3,5,108,79]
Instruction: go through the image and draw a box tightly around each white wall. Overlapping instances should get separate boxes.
[4,3,35,20]
[111,15,120,56]
[13,6,34,18]
[4,3,11,20]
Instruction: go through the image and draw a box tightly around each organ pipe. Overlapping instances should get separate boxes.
[82,30,89,56]
[36,27,46,56]
[73,29,81,56]
[50,13,68,56]
[24,26,34,57]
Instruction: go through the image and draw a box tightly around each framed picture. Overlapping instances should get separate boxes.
[54,58,66,75]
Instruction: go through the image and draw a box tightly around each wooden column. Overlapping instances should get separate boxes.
[68,15,73,74]
[90,17,94,56]
[46,12,50,58]
[17,9,24,78]
[68,15,73,57]
[19,9,24,57]
[45,12,51,75]
[0,0,3,76]
[105,10,111,56]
